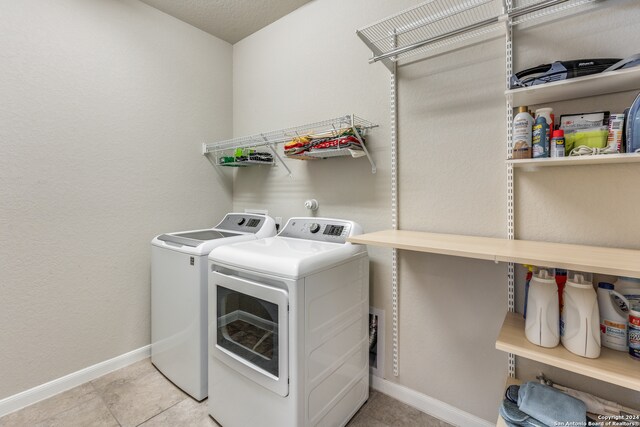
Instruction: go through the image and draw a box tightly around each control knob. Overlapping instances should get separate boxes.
[237,218,246,226]
[309,223,321,234]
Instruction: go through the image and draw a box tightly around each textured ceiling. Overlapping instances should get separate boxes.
[139,0,312,44]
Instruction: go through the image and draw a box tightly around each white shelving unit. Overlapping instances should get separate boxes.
[356,0,613,381]
[202,114,379,175]
[355,0,640,415]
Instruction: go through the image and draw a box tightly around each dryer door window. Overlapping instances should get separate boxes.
[210,270,289,397]
[217,286,279,377]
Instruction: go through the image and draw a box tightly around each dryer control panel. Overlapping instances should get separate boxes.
[278,218,362,243]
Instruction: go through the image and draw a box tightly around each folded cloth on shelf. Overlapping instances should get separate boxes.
[283,127,365,156]
[518,382,587,426]
[499,400,548,427]
[310,135,362,151]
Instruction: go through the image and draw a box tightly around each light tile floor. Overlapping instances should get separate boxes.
[0,358,453,427]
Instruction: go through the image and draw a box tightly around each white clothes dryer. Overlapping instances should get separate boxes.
[207,217,369,426]
[151,213,276,401]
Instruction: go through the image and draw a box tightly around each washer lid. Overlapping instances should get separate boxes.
[208,236,366,279]
[152,213,277,256]
[157,230,240,247]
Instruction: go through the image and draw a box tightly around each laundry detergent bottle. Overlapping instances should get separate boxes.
[561,274,601,358]
[597,282,629,352]
[614,277,640,309]
[525,269,559,348]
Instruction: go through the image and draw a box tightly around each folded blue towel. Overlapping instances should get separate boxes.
[517,382,586,426]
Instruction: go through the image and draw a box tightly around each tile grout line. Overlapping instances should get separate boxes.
[89,379,122,427]
[134,397,188,427]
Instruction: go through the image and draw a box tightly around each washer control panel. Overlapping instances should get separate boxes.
[278,218,356,243]
[216,214,265,233]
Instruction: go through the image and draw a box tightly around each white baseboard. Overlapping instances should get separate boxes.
[370,375,494,427]
[0,345,151,418]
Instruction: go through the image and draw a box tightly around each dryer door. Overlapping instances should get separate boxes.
[210,270,289,397]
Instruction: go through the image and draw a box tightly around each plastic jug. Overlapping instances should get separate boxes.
[561,274,601,358]
[614,277,640,309]
[597,282,629,352]
[525,269,559,348]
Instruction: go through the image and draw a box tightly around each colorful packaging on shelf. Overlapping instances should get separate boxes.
[629,307,640,361]
[607,113,625,153]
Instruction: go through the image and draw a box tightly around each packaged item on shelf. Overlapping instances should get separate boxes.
[509,58,622,89]
[550,130,565,158]
[597,282,629,352]
[535,108,554,133]
[560,111,610,154]
[532,116,550,158]
[565,127,609,154]
[626,91,640,153]
[525,269,560,348]
[561,274,601,358]
[512,106,534,159]
[630,307,640,361]
[614,276,640,308]
[607,113,625,153]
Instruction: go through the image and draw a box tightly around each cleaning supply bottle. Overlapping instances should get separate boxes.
[555,269,567,314]
[597,282,629,351]
[561,274,601,358]
[512,106,534,159]
[551,130,565,158]
[535,108,554,132]
[523,265,536,319]
[613,277,640,309]
[532,116,550,158]
[525,269,559,348]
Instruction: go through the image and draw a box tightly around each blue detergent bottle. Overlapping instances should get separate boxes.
[627,91,640,153]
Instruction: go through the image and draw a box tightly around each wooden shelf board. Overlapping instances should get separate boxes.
[496,312,640,392]
[348,230,504,262]
[507,153,640,168]
[506,66,640,106]
[347,230,640,278]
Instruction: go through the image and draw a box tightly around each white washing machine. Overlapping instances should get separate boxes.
[207,217,369,427]
[151,213,276,401]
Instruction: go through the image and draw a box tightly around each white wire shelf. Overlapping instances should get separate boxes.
[356,0,601,70]
[287,147,366,160]
[217,159,276,167]
[202,114,379,174]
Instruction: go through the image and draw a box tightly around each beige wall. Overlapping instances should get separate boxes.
[0,0,233,399]
[233,0,640,422]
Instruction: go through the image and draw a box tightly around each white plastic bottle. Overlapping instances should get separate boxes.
[512,106,534,159]
[561,274,601,358]
[614,277,640,309]
[525,269,559,348]
[597,282,629,351]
